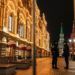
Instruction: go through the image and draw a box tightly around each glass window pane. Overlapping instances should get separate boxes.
[8,16,13,32]
[18,24,24,38]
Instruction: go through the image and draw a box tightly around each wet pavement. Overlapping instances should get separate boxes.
[16,57,75,75]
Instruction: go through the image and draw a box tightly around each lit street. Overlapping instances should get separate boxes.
[16,57,75,75]
[0,0,75,75]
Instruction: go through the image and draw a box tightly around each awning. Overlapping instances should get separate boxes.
[18,44,27,50]
[7,40,16,47]
[27,45,31,51]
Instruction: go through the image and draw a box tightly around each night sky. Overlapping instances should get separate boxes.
[37,0,74,42]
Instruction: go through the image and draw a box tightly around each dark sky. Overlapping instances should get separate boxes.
[37,0,74,42]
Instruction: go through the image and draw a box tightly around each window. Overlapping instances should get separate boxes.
[18,24,24,38]
[8,15,13,32]
[30,24,32,41]
[26,19,28,39]
[26,25,27,39]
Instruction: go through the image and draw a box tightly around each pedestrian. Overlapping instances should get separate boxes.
[63,42,69,69]
[51,42,59,69]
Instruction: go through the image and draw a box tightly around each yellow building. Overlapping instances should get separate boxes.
[0,0,50,61]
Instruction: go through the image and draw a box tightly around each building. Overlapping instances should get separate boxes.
[58,24,64,56]
[0,0,50,63]
[69,23,75,55]
[69,0,75,55]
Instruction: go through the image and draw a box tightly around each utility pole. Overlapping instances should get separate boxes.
[32,0,36,75]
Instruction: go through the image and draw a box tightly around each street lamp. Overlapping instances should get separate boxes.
[68,39,72,43]
[73,38,75,43]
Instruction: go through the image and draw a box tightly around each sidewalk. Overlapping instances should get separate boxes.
[68,60,75,73]
[16,57,75,75]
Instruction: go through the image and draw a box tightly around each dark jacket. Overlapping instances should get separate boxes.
[63,43,69,57]
[51,44,59,58]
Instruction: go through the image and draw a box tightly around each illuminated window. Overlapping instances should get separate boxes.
[30,24,32,41]
[18,24,24,38]
[26,20,27,39]
[8,15,13,32]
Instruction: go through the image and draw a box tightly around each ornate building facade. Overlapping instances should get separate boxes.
[69,0,75,55]
[0,0,50,60]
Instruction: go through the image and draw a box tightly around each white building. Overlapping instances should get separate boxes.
[58,24,64,56]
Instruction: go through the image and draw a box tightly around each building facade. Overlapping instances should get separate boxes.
[58,24,64,56]
[0,0,50,61]
[69,0,75,55]
[69,22,75,55]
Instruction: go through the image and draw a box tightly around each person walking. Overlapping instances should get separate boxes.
[51,42,59,69]
[63,42,69,69]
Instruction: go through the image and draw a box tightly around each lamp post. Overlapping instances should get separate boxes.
[32,0,36,75]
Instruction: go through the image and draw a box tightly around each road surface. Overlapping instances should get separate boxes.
[16,57,75,75]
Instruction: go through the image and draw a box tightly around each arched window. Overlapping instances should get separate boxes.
[8,15,13,32]
[26,19,28,39]
[18,23,24,38]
